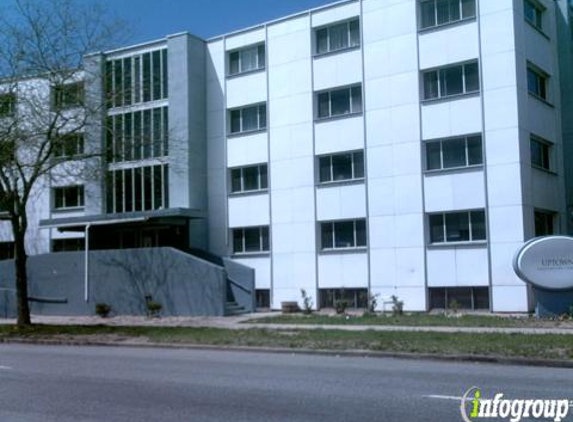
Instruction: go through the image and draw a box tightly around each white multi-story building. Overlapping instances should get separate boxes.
[2,0,572,313]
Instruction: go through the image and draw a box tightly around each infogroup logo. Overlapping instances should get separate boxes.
[460,387,572,422]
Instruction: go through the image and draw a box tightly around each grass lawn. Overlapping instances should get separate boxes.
[245,313,573,328]
[0,324,571,361]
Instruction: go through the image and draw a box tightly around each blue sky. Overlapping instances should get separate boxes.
[96,0,337,44]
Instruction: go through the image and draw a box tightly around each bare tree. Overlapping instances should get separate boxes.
[0,0,129,327]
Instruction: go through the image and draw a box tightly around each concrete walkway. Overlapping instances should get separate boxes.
[1,313,572,334]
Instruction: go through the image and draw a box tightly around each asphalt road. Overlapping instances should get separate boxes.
[0,344,571,422]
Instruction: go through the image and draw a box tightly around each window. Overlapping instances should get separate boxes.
[320,288,368,309]
[0,242,14,261]
[230,164,268,193]
[53,186,84,210]
[317,85,362,119]
[530,136,552,170]
[320,219,367,250]
[0,93,16,117]
[524,0,544,31]
[423,61,479,100]
[534,210,555,236]
[420,0,476,29]
[256,289,270,308]
[425,135,482,171]
[319,151,364,183]
[105,48,168,108]
[316,19,360,55]
[527,66,548,101]
[53,133,84,159]
[52,82,84,110]
[106,164,168,213]
[429,287,489,310]
[52,238,85,252]
[229,104,266,134]
[429,210,486,244]
[229,44,265,76]
[106,106,168,163]
[232,226,269,254]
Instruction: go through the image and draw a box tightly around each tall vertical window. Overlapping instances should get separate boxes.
[429,210,486,244]
[228,44,265,76]
[53,186,85,210]
[425,135,483,171]
[524,0,544,31]
[527,65,548,101]
[230,164,268,193]
[52,82,84,110]
[0,93,16,117]
[232,226,270,254]
[423,61,479,100]
[315,19,360,55]
[229,104,267,134]
[320,219,367,250]
[106,164,168,214]
[534,210,555,237]
[420,0,476,30]
[319,151,364,183]
[530,136,552,171]
[317,85,362,119]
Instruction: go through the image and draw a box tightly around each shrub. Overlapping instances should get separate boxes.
[391,295,404,317]
[448,299,460,314]
[300,289,313,315]
[146,301,162,318]
[367,293,380,314]
[335,300,349,315]
[95,303,111,318]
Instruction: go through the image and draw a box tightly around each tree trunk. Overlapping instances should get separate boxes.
[13,222,31,327]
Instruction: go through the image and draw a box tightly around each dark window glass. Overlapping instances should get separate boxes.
[535,211,555,236]
[105,61,113,107]
[442,65,464,96]
[331,88,351,116]
[445,212,470,242]
[230,110,241,133]
[461,0,476,18]
[162,49,168,99]
[464,62,480,92]
[351,86,363,113]
[258,44,266,68]
[53,82,84,110]
[114,115,123,162]
[134,57,141,103]
[442,138,466,168]
[241,106,258,132]
[321,223,334,249]
[355,220,366,247]
[259,104,267,129]
[124,169,133,213]
[114,60,123,107]
[229,51,240,75]
[334,221,355,248]
[332,154,353,181]
[152,50,161,101]
[153,165,163,209]
[124,114,132,161]
[530,138,551,169]
[424,71,439,100]
[467,136,483,165]
[231,169,242,192]
[123,57,132,106]
[527,68,546,99]
[143,109,151,159]
[244,228,261,252]
[134,111,142,160]
[349,20,360,46]
[316,28,328,54]
[426,142,442,170]
[144,166,152,210]
[260,165,268,189]
[153,108,162,157]
[115,171,124,213]
[421,1,436,29]
[142,53,151,102]
[354,152,364,178]
[261,227,270,251]
[319,156,331,182]
[318,92,330,118]
[134,168,143,212]
[233,229,244,253]
[243,166,259,191]
[430,214,444,243]
[471,210,486,240]
[329,22,347,51]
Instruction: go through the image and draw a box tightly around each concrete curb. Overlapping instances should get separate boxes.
[1,337,572,369]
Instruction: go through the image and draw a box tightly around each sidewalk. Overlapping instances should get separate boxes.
[1,313,572,335]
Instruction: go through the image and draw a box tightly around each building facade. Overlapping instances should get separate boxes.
[2,0,572,313]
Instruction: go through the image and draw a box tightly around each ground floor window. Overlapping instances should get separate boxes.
[429,287,489,310]
[52,238,85,252]
[0,242,14,260]
[534,210,556,237]
[256,289,270,308]
[319,288,368,309]
[232,226,270,254]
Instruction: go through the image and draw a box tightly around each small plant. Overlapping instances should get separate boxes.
[300,289,313,315]
[335,300,349,315]
[448,299,460,314]
[391,295,404,317]
[146,301,162,318]
[569,305,573,320]
[95,303,111,318]
[367,293,380,314]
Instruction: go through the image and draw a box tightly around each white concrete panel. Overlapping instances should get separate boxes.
[225,28,266,51]
[226,72,267,109]
[526,97,557,142]
[367,178,395,216]
[394,247,426,287]
[311,2,360,28]
[268,62,311,99]
[315,115,364,155]
[424,171,485,212]
[479,9,516,57]
[207,79,225,112]
[272,221,316,254]
[528,170,562,211]
[206,40,225,83]
[366,145,393,179]
[316,183,367,221]
[427,248,457,286]
[271,157,314,190]
[394,174,423,214]
[313,50,362,91]
[362,0,416,41]
[318,252,368,288]
[483,88,520,131]
[365,108,392,146]
[482,51,518,91]
[232,256,271,289]
[479,0,513,16]
[269,93,313,128]
[488,207,524,243]
[418,22,479,70]
[227,132,268,167]
[491,285,529,312]
[369,248,396,286]
[484,127,521,166]
[394,213,424,248]
[228,194,270,228]
[368,216,395,249]
[270,124,314,162]
[486,163,523,207]
[422,96,482,140]
[270,187,315,224]
[272,251,316,309]
[427,248,489,287]
[362,34,418,79]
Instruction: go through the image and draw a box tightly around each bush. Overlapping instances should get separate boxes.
[367,293,380,314]
[300,289,313,315]
[448,299,460,314]
[95,303,111,318]
[146,301,162,318]
[335,300,349,315]
[391,295,404,317]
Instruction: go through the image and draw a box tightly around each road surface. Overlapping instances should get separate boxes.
[0,344,570,421]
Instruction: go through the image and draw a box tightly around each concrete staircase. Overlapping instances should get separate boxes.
[224,300,249,316]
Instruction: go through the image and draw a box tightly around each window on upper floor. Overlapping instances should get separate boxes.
[423,61,479,101]
[420,0,476,30]
[232,226,270,254]
[317,85,362,120]
[229,104,266,135]
[53,133,84,159]
[53,185,84,210]
[0,93,16,117]
[52,82,84,110]
[315,19,360,55]
[425,134,483,171]
[228,44,265,76]
[524,0,544,31]
[429,210,486,244]
[527,64,549,101]
[230,164,268,193]
[105,48,168,108]
[318,151,364,184]
[320,219,367,250]
[534,209,556,236]
[530,135,553,171]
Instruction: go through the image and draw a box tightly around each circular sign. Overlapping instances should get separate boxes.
[513,236,573,291]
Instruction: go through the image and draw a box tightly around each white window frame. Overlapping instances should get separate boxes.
[228,103,267,135]
[227,43,266,76]
[425,134,483,172]
[422,61,480,101]
[530,135,553,171]
[317,150,365,184]
[53,185,85,210]
[320,219,367,251]
[428,210,487,245]
[527,64,549,102]
[419,0,477,30]
[232,226,270,255]
[316,85,363,120]
[230,164,268,193]
[315,18,361,56]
